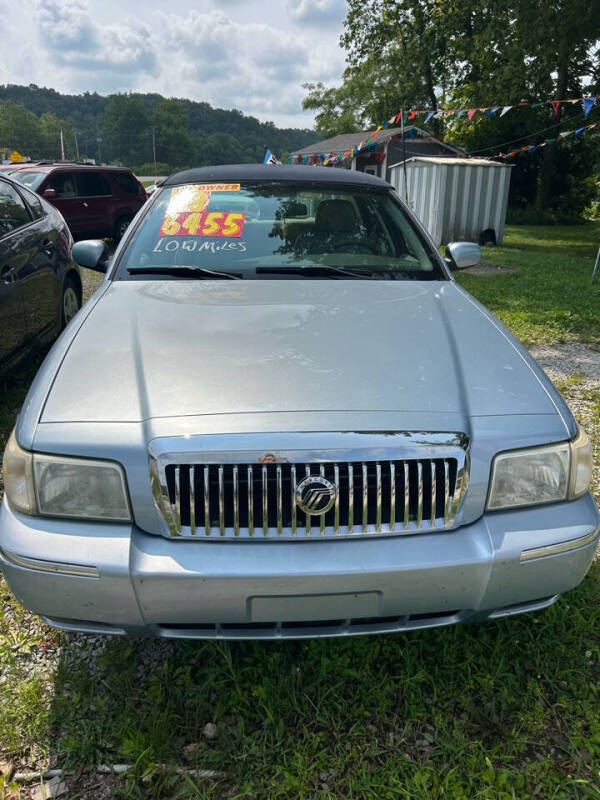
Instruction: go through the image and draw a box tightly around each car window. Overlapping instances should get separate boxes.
[18,185,44,220]
[10,170,46,191]
[78,172,112,197]
[48,171,78,198]
[116,182,445,281]
[0,181,32,236]
[112,171,141,194]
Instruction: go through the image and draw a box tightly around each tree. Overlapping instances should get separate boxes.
[0,101,42,158]
[152,99,195,168]
[101,94,151,165]
[303,0,600,217]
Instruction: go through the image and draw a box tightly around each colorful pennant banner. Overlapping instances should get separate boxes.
[289,95,599,167]
[489,121,598,161]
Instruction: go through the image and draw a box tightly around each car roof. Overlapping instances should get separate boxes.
[13,163,132,174]
[164,164,391,188]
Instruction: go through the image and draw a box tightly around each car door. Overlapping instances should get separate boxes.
[76,171,113,236]
[0,180,34,365]
[0,179,61,345]
[14,184,63,340]
[43,170,85,234]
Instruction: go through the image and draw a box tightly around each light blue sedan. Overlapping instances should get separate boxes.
[1,165,598,638]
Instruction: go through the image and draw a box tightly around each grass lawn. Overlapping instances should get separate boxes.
[1,224,600,798]
[455,221,600,344]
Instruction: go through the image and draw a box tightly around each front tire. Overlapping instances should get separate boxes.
[61,276,81,327]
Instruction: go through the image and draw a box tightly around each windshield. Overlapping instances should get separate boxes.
[115,182,446,281]
[11,171,46,190]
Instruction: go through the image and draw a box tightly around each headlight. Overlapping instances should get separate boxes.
[487,427,593,511]
[3,429,131,521]
[568,427,593,499]
[3,430,36,515]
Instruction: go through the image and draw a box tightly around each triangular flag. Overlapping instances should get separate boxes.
[559,130,573,138]
[500,105,513,117]
[408,110,418,121]
[467,108,478,120]
[575,126,586,135]
[434,111,444,119]
[486,107,499,117]
[424,111,435,123]
[584,97,595,117]
[550,100,561,116]
[529,145,540,154]
[394,112,402,124]
[456,109,466,118]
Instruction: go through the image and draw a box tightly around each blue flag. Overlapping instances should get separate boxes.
[584,98,595,117]
[263,149,281,165]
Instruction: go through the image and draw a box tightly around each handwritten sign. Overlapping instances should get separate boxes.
[165,183,240,215]
[159,211,246,237]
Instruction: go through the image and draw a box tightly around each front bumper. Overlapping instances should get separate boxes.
[1,494,598,639]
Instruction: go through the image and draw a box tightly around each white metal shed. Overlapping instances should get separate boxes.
[388,156,513,245]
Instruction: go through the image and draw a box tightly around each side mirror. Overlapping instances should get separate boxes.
[43,188,57,199]
[445,241,481,271]
[72,240,110,273]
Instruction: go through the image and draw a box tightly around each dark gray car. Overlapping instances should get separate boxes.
[0,174,82,375]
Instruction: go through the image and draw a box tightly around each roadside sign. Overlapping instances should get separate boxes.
[9,150,24,163]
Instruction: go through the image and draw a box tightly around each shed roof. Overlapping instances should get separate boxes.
[390,156,512,168]
[291,127,465,156]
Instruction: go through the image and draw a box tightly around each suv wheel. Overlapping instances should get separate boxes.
[114,215,133,243]
[62,276,81,327]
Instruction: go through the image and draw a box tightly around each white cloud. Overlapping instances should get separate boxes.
[285,0,346,25]
[35,0,158,83]
[4,0,347,127]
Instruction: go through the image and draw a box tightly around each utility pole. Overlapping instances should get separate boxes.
[74,131,80,160]
[97,136,102,165]
[152,127,157,181]
[400,108,408,205]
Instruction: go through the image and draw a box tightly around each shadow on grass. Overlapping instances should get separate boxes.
[41,570,600,799]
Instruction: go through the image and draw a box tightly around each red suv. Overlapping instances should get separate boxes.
[11,164,147,241]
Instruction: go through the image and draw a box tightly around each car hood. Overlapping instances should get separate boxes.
[41,279,560,424]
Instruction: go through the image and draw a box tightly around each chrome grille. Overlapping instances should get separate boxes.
[149,433,469,540]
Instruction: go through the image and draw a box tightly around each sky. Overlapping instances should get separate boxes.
[0,0,347,129]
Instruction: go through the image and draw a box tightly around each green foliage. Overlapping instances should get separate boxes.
[0,85,318,171]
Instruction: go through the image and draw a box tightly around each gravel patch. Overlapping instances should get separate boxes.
[528,342,600,505]
[529,342,600,384]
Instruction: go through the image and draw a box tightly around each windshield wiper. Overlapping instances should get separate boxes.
[127,266,242,279]
[256,265,381,279]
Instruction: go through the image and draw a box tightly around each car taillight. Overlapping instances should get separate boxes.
[59,228,73,256]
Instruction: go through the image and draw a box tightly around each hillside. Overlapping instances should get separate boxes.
[0,84,317,171]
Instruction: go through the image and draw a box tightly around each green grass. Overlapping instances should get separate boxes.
[456,222,600,344]
[1,224,600,798]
